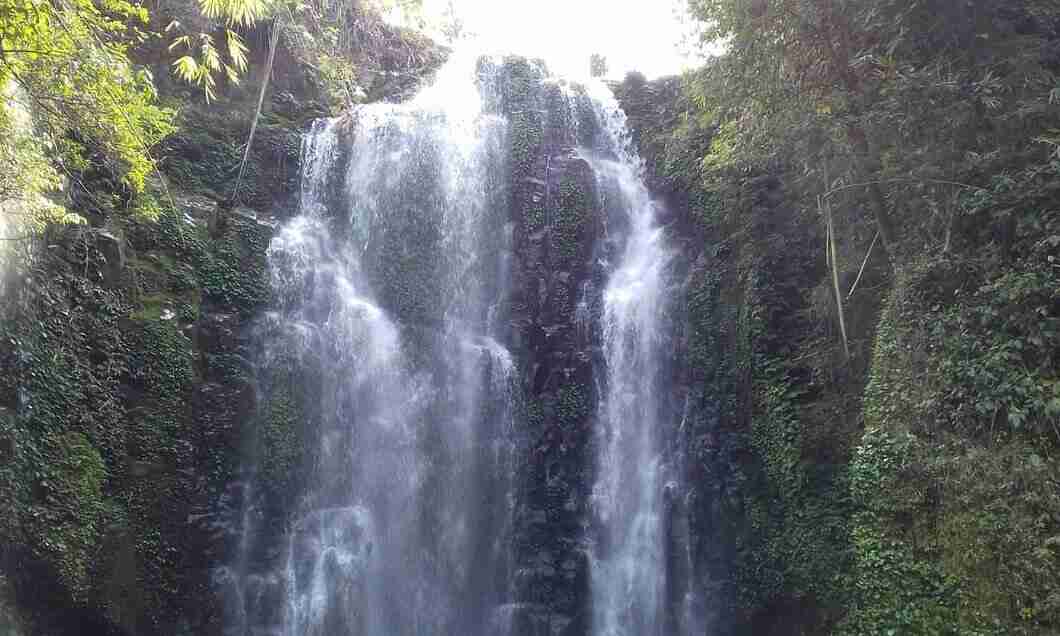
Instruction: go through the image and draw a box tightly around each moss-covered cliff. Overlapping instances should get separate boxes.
[615,48,1059,634]
[0,113,287,635]
[0,8,443,633]
[3,2,1056,632]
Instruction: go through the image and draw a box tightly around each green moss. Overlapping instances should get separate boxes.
[29,432,106,599]
[372,223,442,327]
[261,385,300,496]
[128,321,194,396]
[509,109,545,233]
[524,197,546,233]
[176,299,200,323]
[510,116,541,175]
[555,385,590,427]
[0,63,290,633]
[130,192,164,222]
[526,399,545,430]
[130,293,172,321]
[849,267,1060,633]
[160,104,302,209]
[738,349,853,614]
[200,214,272,313]
[707,184,857,625]
[838,519,960,635]
[501,56,546,115]
[498,57,549,237]
[614,58,1060,635]
[552,175,590,262]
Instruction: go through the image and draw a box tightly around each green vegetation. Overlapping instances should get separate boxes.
[610,0,1060,631]
[0,0,434,236]
[1,0,1056,631]
[0,0,174,199]
[552,174,591,262]
[555,384,590,429]
[0,190,272,631]
[0,0,442,626]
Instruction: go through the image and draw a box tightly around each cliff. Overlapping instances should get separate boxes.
[614,63,1059,634]
[0,13,443,635]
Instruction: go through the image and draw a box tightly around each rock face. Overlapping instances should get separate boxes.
[0,52,809,636]
[488,58,706,636]
[215,55,701,636]
[610,74,813,635]
[0,61,310,633]
[495,61,594,633]
[0,195,277,635]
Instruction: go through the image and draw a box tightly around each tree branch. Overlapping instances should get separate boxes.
[847,231,879,298]
[0,49,60,56]
[232,19,281,204]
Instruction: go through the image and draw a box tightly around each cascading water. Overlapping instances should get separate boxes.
[224,51,695,636]
[586,88,691,636]
[227,55,518,636]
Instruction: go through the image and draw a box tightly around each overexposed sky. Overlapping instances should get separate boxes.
[388,0,701,79]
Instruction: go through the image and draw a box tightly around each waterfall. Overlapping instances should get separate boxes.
[585,87,687,636]
[224,52,695,636]
[228,54,518,636]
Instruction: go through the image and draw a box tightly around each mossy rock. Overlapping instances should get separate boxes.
[27,431,107,600]
[552,173,592,263]
[851,271,1060,633]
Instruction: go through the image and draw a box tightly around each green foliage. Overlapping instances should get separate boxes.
[280,0,437,108]
[129,320,194,396]
[166,0,277,102]
[0,165,271,632]
[509,110,543,178]
[0,0,174,193]
[552,175,590,261]
[29,431,107,598]
[739,329,854,617]
[839,520,960,635]
[168,27,249,103]
[200,215,271,310]
[867,254,1059,442]
[369,203,441,327]
[159,106,302,208]
[664,2,1060,629]
[0,94,79,234]
[525,398,545,430]
[554,384,589,427]
[853,268,1060,633]
[509,108,544,234]
[0,255,121,602]
[260,380,299,496]
[129,201,271,314]
[198,0,271,26]
[699,120,736,174]
[685,0,1060,258]
[934,267,1059,436]
[500,55,545,113]
[843,429,960,636]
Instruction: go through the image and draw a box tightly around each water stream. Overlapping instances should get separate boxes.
[584,89,682,636]
[224,52,691,636]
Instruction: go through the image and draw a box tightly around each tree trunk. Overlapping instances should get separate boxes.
[818,2,897,263]
[846,123,897,261]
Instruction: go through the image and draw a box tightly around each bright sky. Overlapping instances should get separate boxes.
[398,0,701,79]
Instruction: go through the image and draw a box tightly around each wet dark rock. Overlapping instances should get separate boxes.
[96,230,125,286]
